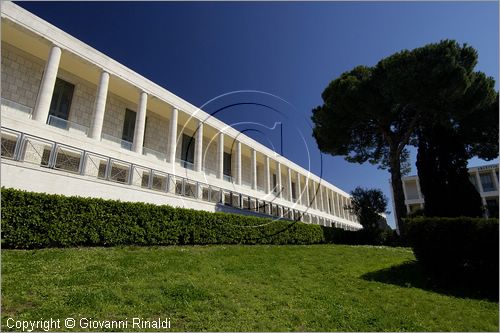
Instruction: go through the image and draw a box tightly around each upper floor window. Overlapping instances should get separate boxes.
[223,152,232,177]
[480,173,495,192]
[48,78,74,124]
[181,134,195,165]
[272,174,277,193]
[122,109,136,143]
[291,181,297,200]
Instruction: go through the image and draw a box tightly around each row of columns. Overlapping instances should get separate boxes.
[31,45,355,222]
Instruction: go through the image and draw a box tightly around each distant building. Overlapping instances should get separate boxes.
[395,163,499,221]
[0,3,362,230]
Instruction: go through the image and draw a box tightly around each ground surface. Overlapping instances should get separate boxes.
[1,245,498,331]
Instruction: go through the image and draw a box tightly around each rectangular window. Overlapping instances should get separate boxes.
[223,152,232,176]
[272,174,277,193]
[48,78,75,125]
[181,134,195,164]
[291,182,296,200]
[480,173,495,192]
[122,109,136,143]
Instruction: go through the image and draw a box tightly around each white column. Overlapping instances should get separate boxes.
[338,194,342,218]
[251,149,257,190]
[217,132,224,179]
[168,108,178,164]
[475,171,484,194]
[345,197,349,219]
[341,196,346,219]
[194,120,203,172]
[320,185,325,211]
[235,141,242,185]
[491,169,498,191]
[132,91,148,153]
[288,167,293,202]
[89,71,110,140]
[296,173,302,205]
[475,171,488,212]
[305,178,310,208]
[401,180,409,196]
[336,192,341,217]
[313,182,318,209]
[264,156,270,194]
[326,190,331,214]
[347,199,352,221]
[415,179,423,199]
[276,161,282,198]
[32,46,62,123]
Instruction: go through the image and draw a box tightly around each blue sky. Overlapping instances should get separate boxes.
[17,1,499,228]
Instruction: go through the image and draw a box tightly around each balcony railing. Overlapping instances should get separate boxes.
[101,133,132,151]
[1,98,33,116]
[176,158,194,170]
[1,126,361,231]
[223,174,233,182]
[47,115,89,136]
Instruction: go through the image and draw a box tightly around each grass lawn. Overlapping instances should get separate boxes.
[1,244,498,331]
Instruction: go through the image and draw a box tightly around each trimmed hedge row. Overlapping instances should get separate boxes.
[1,188,324,249]
[322,226,402,246]
[406,217,499,282]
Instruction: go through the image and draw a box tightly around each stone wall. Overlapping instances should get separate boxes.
[241,154,251,184]
[102,92,129,139]
[144,112,169,154]
[202,139,218,173]
[1,42,43,110]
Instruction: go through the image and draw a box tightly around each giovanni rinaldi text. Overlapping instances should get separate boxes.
[6,317,172,331]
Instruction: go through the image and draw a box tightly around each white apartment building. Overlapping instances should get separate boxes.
[399,163,499,218]
[0,3,362,230]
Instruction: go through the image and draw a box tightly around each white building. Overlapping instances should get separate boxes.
[398,163,499,218]
[0,3,362,230]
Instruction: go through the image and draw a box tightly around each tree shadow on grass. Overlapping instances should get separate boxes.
[361,260,498,302]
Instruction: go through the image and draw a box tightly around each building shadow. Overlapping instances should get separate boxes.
[360,260,498,302]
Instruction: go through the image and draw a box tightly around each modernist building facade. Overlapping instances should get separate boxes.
[0,3,362,230]
[399,163,499,218]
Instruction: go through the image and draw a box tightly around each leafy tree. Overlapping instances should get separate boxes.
[312,40,498,234]
[416,124,483,217]
[348,187,389,232]
[415,66,498,217]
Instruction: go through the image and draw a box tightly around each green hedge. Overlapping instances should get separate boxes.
[1,188,324,249]
[406,217,498,285]
[322,226,402,246]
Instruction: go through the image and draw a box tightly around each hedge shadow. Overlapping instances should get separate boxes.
[361,260,498,302]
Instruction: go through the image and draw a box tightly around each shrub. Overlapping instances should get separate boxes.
[405,217,499,291]
[322,226,402,246]
[323,227,363,245]
[1,188,324,249]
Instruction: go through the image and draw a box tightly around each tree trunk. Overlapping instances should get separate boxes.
[389,152,407,236]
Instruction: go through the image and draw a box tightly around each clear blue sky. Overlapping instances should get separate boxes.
[17,1,499,228]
